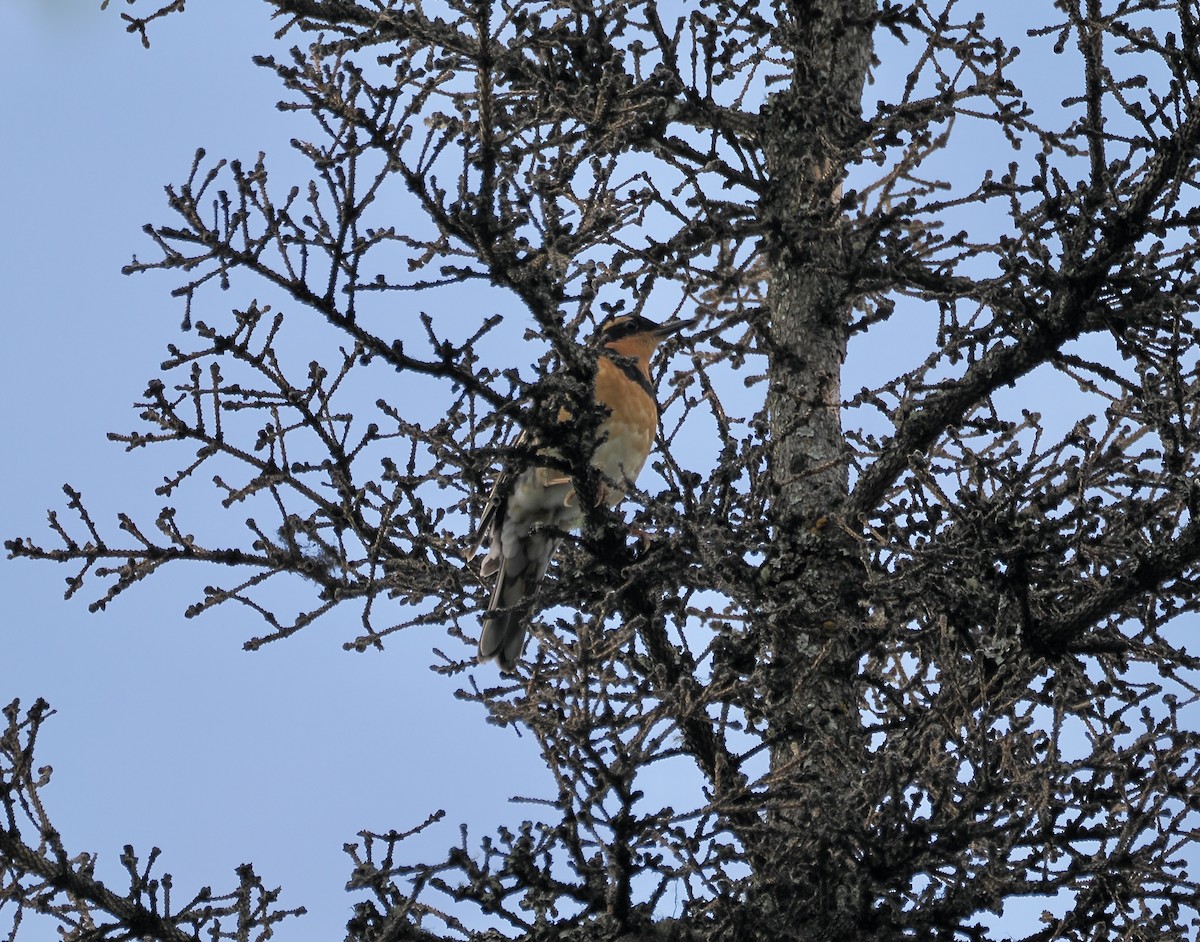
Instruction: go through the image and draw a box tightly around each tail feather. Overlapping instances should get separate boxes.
[478,609,527,673]
[475,495,566,670]
[478,558,530,672]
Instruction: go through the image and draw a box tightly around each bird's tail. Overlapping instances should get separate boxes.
[478,558,531,672]
[478,608,526,674]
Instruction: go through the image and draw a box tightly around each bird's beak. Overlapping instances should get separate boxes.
[650,316,699,339]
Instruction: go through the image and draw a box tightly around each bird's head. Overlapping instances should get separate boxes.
[595,314,698,371]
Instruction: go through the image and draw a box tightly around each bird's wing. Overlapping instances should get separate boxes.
[468,428,528,564]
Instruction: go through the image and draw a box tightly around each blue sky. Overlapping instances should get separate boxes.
[1,4,545,937]
[2,3,1196,940]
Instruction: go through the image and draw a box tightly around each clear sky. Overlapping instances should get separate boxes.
[1,3,1194,940]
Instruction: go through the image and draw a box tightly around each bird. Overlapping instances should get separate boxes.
[471,313,698,672]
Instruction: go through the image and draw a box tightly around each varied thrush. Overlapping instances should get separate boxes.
[472,314,697,671]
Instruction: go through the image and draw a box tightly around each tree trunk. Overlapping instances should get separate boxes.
[757,2,875,937]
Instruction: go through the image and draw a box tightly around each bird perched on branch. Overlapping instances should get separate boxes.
[472,314,697,672]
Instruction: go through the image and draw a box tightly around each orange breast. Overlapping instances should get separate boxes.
[592,358,657,497]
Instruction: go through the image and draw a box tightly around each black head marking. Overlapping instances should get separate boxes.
[595,314,660,344]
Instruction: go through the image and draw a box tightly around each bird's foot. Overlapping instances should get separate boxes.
[630,526,657,550]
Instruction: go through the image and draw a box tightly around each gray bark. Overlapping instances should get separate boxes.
[757,3,876,937]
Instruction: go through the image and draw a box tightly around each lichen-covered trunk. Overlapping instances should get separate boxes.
[755,3,875,938]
